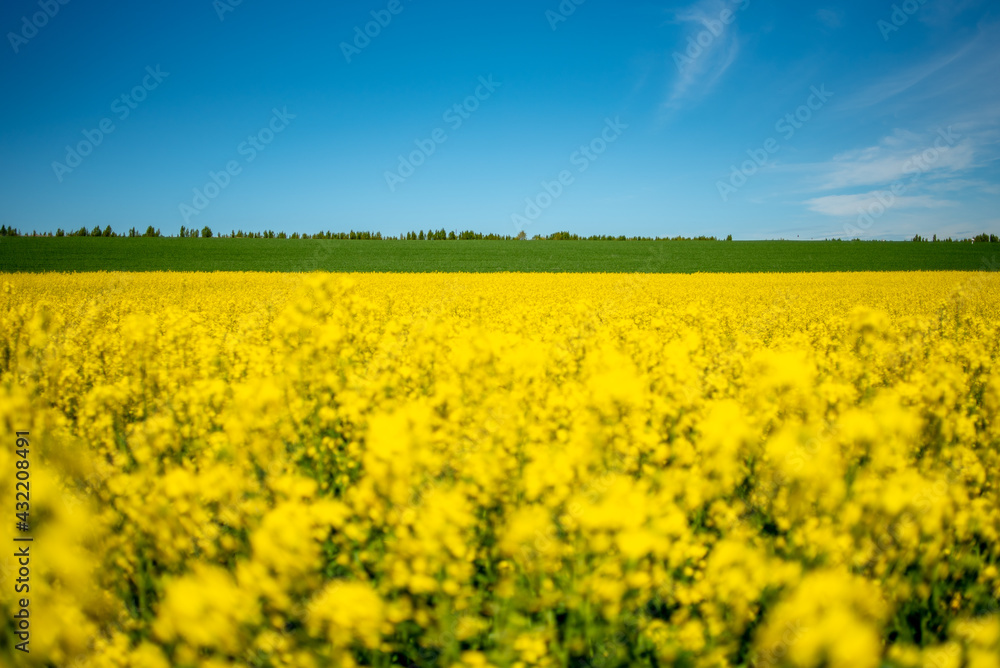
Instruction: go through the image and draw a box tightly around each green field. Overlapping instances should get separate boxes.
[0,237,996,273]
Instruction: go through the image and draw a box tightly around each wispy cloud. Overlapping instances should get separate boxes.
[805,192,956,217]
[797,125,990,222]
[841,21,1000,114]
[792,19,1000,226]
[924,178,1000,195]
[664,0,748,109]
[840,46,972,112]
[812,129,976,192]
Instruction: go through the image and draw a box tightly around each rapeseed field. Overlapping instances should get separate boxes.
[1,272,998,668]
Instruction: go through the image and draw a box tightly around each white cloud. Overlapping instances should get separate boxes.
[841,21,1000,115]
[924,178,1000,195]
[813,130,976,191]
[840,46,971,112]
[791,21,1000,226]
[796,125,992,221]
[664,0,747,109]
[805,192,956,217]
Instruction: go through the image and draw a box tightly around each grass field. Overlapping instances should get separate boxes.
[1,237,997,273]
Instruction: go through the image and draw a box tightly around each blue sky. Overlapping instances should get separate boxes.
[1,0,997,240]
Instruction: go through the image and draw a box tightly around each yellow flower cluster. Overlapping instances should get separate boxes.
[1,270,999,668]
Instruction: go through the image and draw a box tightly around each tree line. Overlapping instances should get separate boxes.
[2,225,997,243]
[912,233,999,243]
[0,225,732,241]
